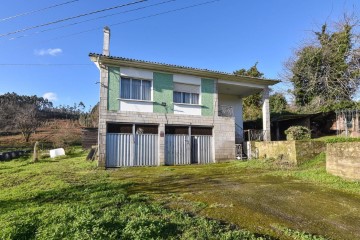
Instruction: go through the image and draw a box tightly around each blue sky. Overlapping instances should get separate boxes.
[0,0,359,109]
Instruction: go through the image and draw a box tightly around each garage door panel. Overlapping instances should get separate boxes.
[106,133,133,167]
[165,134,190,165]
[135,134,158,166]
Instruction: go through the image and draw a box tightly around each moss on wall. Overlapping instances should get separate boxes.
[327,142,360,180]
[253,141,326,166]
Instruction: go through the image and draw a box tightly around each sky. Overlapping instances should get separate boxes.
[0,0,359,109]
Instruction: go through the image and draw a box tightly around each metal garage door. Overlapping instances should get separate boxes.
[165,134,190,165]
[191,135,213,164]
[165,126,213,166]
[106,133,158,167]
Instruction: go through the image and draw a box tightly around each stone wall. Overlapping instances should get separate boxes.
[326,143,360,181]
[251,140,326,165]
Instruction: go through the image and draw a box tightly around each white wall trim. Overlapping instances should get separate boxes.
[218,79,265,89]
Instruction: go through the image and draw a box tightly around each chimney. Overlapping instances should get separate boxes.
[103,26,110,56]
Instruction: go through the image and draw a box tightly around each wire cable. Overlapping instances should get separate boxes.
[0,0,148,38]
[0,0,82,22]
[46,0,220,42]
[9,0,176,41]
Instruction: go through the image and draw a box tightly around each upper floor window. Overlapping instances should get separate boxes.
[173,83,200,105]
[120,77,151,101]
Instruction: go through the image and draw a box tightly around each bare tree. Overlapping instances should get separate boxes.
[14,104,41,142]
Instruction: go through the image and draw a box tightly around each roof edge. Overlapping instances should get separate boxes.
[89,53,280,86]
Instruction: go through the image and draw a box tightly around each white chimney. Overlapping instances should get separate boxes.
[103,26,110,56]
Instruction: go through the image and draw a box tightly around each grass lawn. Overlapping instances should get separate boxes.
[1,149,360,240]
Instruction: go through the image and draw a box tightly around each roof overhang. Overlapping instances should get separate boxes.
[89,53,280,91]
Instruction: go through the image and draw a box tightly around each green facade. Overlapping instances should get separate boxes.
[153,72,174,114]
[107,67,120,111]
[201,78,215,116]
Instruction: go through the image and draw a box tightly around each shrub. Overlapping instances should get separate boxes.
[285,126,311,140]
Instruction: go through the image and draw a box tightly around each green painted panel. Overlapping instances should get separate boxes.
[201,78,215,116]
[153,72,173,114]
[108,67,120,111]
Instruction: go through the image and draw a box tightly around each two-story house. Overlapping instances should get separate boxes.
[90,27,278,168]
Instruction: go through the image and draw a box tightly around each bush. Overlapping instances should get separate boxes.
[285,126,311,140]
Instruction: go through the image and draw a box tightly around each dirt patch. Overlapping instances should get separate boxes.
[109,163,360,239]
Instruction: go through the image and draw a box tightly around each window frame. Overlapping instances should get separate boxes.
[173,91,200,105]
[120,77,152,101]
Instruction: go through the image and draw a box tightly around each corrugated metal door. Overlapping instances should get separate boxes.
[191,136,213,164]
[134,134,158,166]
[165,134,190,165]
[106,133,133,167]
[106,133,158,167]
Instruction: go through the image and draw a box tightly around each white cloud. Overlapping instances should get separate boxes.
[43,92,58,101]
[34,48,62,56]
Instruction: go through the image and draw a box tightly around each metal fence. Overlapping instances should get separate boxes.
[134,134,158,166]
[218,105,234,117]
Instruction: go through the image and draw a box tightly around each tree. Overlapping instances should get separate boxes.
[233,62,264,121]
[285,18,360,111]
[270,93,288,113]
[0,93,49,142]
[14,104,41,142]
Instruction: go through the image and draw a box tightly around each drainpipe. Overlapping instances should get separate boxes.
[103,26,110,56]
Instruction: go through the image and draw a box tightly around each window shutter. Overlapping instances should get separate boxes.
[173,83,200,94]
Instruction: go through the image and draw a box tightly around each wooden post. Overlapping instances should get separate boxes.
[33,141,39,162]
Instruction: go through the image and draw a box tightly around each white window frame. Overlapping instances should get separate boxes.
[173,91,200,105]
[120,77,153,101]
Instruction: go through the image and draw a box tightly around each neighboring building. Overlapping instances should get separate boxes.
[334,110,360,137]
[89,27,279,168]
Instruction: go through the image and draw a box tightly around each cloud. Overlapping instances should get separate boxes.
[43,92,58,101]
[34,48,62,56]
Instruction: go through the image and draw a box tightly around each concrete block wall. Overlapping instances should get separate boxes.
[98,110,235,167]
[327,142,360,181]
[252,140,326,166]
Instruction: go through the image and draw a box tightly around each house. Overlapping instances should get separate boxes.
[89,27,279,168]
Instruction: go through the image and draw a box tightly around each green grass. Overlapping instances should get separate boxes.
[1,149,360,239]
[313,135,360,143]
[0,149,264,240]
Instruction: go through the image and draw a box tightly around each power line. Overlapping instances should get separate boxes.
[9,0,176,41]
[46,0,220,43]
[0,0,148,38]
[0,0,82,22]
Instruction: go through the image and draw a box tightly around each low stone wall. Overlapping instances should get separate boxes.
[249,141,326,165]
[326,143,360,181]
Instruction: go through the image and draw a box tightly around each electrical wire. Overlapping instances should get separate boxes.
[9,0,176,41]
[45,0,220,43]
[0,0,82,22]
[0,0,148,38]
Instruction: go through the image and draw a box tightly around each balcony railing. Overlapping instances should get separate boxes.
[218,105,234,117]
[244,129,267,141]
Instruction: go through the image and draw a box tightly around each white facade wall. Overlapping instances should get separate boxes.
[218,94,243,141]
[174,103,202,115]
[119,100,153,112]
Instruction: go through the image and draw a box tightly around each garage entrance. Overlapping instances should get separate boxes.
[106,123,158,167]
[165,126,213,165]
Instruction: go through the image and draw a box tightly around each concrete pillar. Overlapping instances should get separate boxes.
[103,26,110,56]
[158,123,165,165]
[262,87,271,141]
[98,64,109,168]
